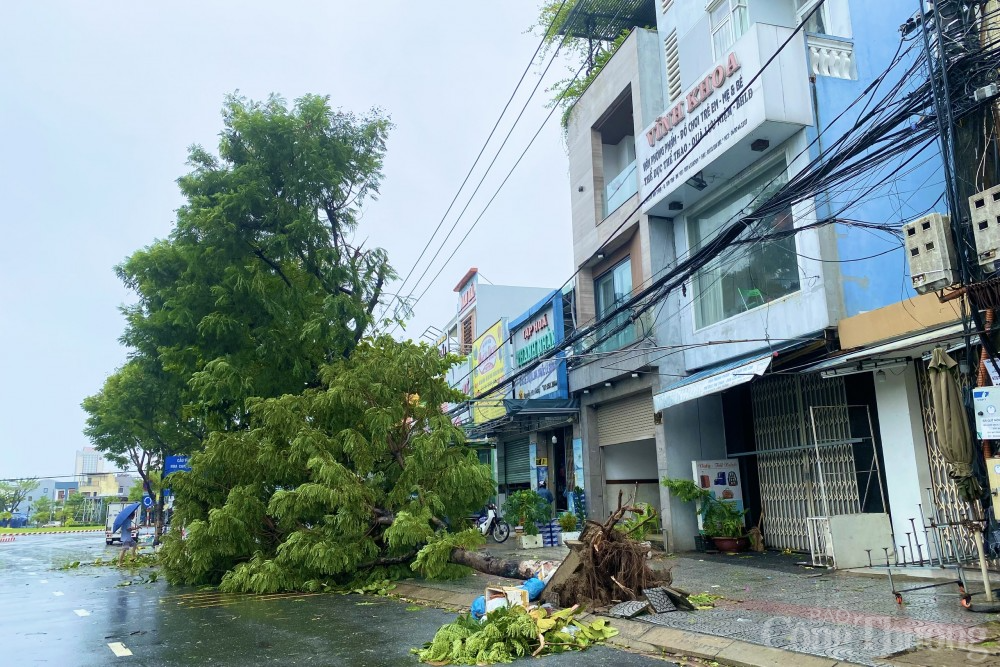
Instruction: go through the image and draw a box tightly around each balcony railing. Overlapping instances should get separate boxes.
[604,159,638,218]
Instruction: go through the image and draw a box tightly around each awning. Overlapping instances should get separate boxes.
[502,398,579,415]
[800,322,972,374]
[653,353,774,412]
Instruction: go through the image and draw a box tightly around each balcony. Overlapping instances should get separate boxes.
[604,159,638,218]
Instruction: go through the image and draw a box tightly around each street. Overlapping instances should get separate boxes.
[1,533,672,666]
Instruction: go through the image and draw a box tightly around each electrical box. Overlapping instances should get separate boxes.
[903,213,958,293]
[969,185,1000,272]
[986,457,1000,519]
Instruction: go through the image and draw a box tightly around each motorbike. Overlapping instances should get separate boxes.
[477,503,510,543]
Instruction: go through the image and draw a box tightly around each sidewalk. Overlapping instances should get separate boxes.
[394,544,1000,667]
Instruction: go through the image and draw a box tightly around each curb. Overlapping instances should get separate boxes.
[392,581,868,667]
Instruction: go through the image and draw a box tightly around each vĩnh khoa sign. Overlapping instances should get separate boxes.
[635,24,811,217]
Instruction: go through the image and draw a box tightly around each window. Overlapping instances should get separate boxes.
[709,0,749,58]
[689,161,800,328]
[594,259,635,351]
[461,315,475,354]
[795,0,828,34]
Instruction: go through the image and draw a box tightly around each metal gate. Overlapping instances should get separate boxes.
[504,437,531,486]
[914,359,995,567]
[751,374,862,551]
[597,393,655,446]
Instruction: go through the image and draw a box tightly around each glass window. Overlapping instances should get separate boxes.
[594,259,636,351]
[710,0,750,58]
[688,161,799,329]
[795,0,827,33]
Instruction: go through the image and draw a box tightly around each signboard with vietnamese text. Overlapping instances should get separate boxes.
[514,358,564,400]
[471,320,509,424]
[636,24,810,214]
[512,304,556,367]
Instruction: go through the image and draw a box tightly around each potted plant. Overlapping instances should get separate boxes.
[502,490,550,549]
[558,512,580,545]
[662,478,749,552]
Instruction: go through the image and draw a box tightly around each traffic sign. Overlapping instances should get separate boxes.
[164,455,191,476]
[142,496,153,508]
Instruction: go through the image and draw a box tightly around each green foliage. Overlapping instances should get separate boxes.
[688,592,723,609]
[502,490,550,536]
[162,339,495,592]
[412,529,485,580]
[620,502,657,541]
[662,478,747,538]
[415,604,618,664]
[552,30,631,128]
[0,479,35,514]
[31,496,53,526]
[557,511,577,532]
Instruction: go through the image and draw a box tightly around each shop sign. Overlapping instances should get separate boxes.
[472,320,508,424]
[635,25,810,213]
[691,459,744,530]
[513,305,556,367]
[459,280,476,313]
[514,358,562,400]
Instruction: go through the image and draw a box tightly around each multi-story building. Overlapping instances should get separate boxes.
[561,0,945,555]
[74,447,105,478]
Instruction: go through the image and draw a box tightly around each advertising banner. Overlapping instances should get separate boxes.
[692,459,744,530]
[471,319,509,424]
[514,358,563,400]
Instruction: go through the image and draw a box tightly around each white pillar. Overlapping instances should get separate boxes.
[874,365,934,560]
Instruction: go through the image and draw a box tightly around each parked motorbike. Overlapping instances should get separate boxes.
[477,503,510,543]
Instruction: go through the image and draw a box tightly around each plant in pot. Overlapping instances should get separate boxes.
[558,511,580,545]
[662,478,749,552]
[502,490,551,548]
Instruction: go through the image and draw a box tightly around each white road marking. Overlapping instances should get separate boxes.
[52,591,64,596]
[108,642,132,657]
[73,609,91,617]
[39,579,48,584]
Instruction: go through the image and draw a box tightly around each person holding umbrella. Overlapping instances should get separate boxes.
[113,502,141,565]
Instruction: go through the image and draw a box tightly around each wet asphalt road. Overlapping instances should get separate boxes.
[1,533,674,666]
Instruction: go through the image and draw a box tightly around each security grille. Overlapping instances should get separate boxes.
[752,374,860,551]
[504,437,531,485]
[597,393,655,446]
[914,359,995,567]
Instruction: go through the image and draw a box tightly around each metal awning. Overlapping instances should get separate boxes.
[800,322,972,374]
[653,352,775,412]
[502,398,579,415]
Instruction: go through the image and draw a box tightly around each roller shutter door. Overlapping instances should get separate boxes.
[597,393,654,446]
[504,437,530,484]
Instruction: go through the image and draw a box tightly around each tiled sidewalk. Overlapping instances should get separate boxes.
[399,546,999,666]
[646,552,996,666]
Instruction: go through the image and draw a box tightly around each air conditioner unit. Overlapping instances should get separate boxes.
[969,185,1000,272]
[903,212,958,293]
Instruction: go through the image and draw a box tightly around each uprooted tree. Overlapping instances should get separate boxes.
[83,92,508,590]
[161,337,497,592]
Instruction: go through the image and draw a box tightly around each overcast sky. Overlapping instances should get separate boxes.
[0,2,572,480]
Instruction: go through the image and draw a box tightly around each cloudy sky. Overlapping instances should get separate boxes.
[0,2,573,479]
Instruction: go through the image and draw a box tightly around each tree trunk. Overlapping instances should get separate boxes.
[153,489,165,545]
[449,548,537,580]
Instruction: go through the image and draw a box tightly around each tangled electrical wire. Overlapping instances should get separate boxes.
[453,1,1000,413]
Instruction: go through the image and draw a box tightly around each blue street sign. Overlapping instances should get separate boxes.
[164,455,191,476]
[142,495,153,508]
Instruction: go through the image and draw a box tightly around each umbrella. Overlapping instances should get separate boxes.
[927,348,983,503]
[112,502,141,533]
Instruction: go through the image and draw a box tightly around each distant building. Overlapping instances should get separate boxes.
[74,447,105,478]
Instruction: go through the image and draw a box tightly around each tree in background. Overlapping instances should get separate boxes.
[59,493,86,525]
[0,479,36,515]
[161,337,494,592]
[32,496,54,526]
